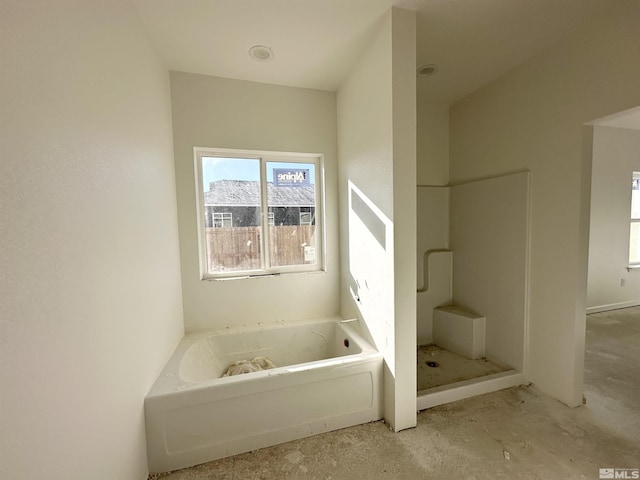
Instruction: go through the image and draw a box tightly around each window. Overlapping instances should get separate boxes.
[195,147,324,279]
[299,207,313,226]
[213,212,232,228]
[630,172,640,265]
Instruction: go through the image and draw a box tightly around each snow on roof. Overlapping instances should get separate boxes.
[203,180,315,207]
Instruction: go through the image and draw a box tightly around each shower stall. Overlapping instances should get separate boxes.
[416,171,530,409]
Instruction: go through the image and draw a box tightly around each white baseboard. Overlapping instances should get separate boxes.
[586,300,640,314]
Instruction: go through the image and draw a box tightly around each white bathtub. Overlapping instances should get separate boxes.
[145,317,383,473]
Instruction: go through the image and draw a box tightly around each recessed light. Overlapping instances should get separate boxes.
[249,45,274,62]
[417,64,438,77]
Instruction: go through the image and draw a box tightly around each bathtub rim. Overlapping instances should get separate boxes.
[146,316,380,399]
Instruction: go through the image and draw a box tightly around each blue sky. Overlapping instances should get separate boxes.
[202,157,316,191]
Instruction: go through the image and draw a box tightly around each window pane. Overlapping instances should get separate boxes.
[632,173,640,219]
[266,162,317,267]
[630,222,640,265]
[201,157,262,273]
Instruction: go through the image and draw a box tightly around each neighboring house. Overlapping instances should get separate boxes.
[203,179,316,228]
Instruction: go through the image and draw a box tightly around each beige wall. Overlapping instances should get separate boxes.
[169,72,340,332]
[337,7,416,431]
[450,0,640,406]
[588,126,640,312]
[0,1,184,479]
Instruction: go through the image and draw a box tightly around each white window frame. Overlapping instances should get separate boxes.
[629,171,640,267]
[213,212,232,228]
[194,147,325,280]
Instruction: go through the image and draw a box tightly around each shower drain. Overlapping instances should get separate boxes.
[425,361,440,368]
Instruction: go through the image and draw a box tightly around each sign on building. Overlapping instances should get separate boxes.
[273,168,310,187]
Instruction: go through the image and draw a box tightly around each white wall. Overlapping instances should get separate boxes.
[450,0,640,406]
[417,99,449,186]
[338,8,394,420]
[0,1,184,479]
[588,126,640,312]
[337,7,416,432]
[450,173,530,371]
[390,7,418,433]
[170,72,339,332]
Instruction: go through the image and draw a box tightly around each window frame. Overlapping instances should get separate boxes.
[194,147,325,280]
[629,171,640,267]
[212,212,232,228]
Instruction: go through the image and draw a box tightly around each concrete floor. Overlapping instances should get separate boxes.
[150,307,640,480]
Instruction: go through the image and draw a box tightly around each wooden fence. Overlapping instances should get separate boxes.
[205,226,315,272]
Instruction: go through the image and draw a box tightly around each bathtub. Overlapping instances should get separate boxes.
[145,317,383,473]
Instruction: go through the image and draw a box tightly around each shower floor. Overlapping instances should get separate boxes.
[417,344,508,391]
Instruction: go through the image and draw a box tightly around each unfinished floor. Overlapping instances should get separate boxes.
[151,307,640,480]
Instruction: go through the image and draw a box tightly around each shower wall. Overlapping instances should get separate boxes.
[416,187,450,345]
[450,172,530,371]
[417,172,530,371]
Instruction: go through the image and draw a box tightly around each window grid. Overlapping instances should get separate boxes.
[213,212,232,228]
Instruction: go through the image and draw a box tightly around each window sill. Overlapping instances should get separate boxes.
[203,268,326,282]
[626,265,640,272]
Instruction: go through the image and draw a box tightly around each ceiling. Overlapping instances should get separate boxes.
[595,107,640,131]
[134,0,607,104]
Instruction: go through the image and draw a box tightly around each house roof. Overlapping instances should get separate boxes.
[204,180,315,207]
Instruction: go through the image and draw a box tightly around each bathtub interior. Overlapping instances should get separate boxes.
[178,319,367,384]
